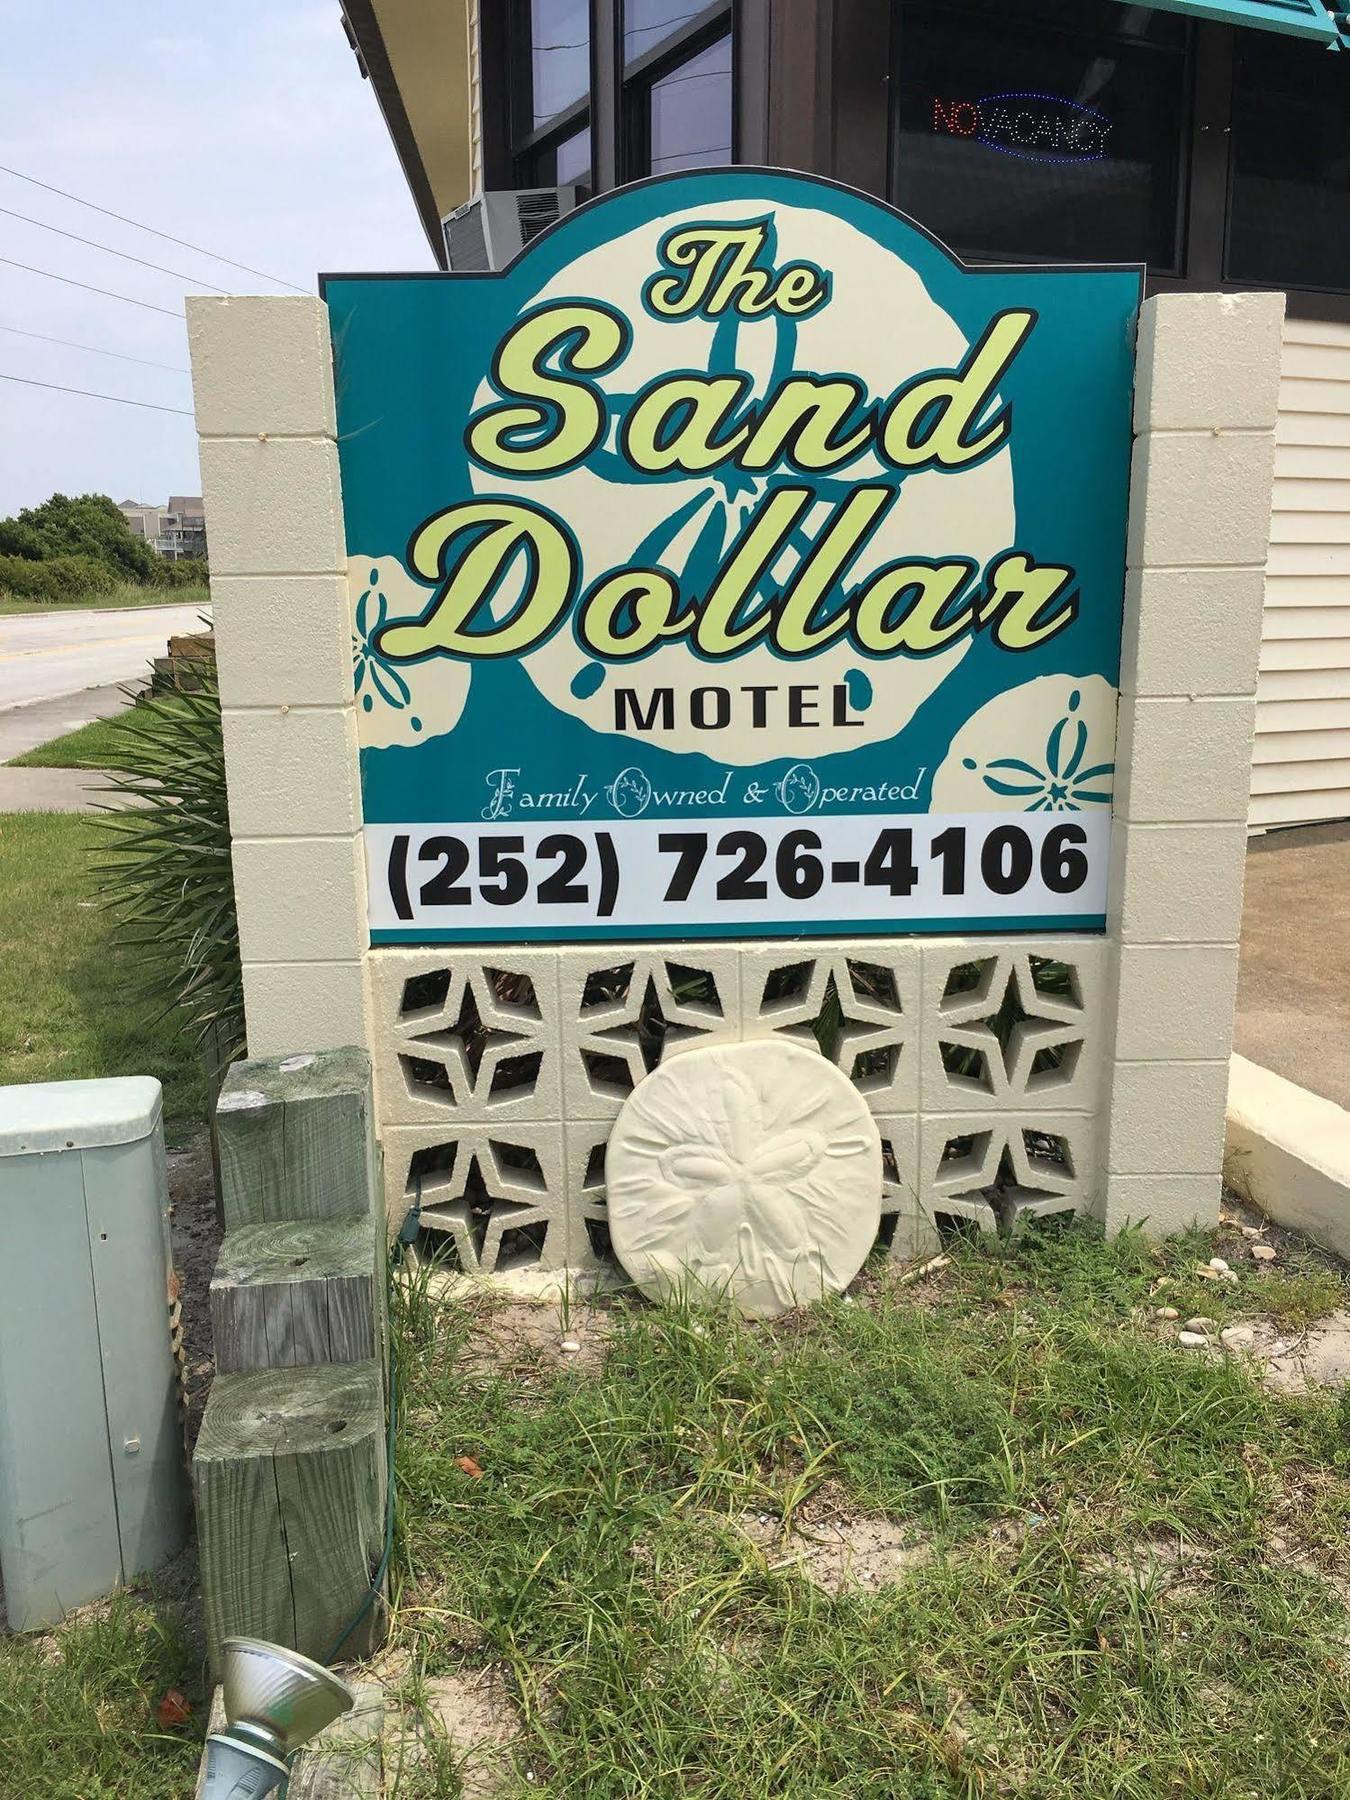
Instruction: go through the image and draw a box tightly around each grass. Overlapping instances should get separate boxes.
[0,581,208,618]
[10,697,191,769]
[384,1223,1350,1798]
[0,811,204,1125]
[0,1593,205,1798]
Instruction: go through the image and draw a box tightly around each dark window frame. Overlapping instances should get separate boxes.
[507,0,594,189]
[498,0,735,192]
[620,6,736,183]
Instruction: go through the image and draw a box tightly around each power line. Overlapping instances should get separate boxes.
[0,370,193,416]
[0,322,188,373]
[0,162,308,294]
[0,255,182,318]
[0,205,229,294]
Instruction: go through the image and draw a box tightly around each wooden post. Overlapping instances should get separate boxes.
[195,1361,385,1667]
[216,1047,377,1228]
[211,1218,382,1372]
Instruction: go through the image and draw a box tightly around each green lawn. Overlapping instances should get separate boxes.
[0,1594,205,1799]
[10,697,192,769]
[10,708,135,768]
[386,1226,1350,1798]
[0,811,204,1122]
[0,582,208,618]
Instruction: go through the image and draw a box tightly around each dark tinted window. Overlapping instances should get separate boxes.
[529,0,589,128]
[1227,32,1350,292]
[891,0,1187,270]
[625,1,711,68]
[649,33,733,173]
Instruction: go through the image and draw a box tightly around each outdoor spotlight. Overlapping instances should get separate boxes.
[200,1637,354,1798]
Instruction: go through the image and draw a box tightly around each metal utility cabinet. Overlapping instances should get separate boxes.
[0,1078,187,1630]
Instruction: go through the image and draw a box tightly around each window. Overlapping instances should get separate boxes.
[505,1,731,193]
[625,1,714,67]
[623,7,733,181]
[1227,31,1350,293]
[527,0,589,127]
[890,0,1188,271]
[649,34,733,173]
[509,0,591,190]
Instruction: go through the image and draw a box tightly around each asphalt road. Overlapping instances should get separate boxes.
[0,602,211,810]
[0,603,209,716]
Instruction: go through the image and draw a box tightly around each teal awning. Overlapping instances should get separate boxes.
[1124,0,1348,47]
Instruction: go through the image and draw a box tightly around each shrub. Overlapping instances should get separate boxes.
[0,550,123,601]
[154,555,210,589]
[0,491,190,598]
[90,658,244,1065]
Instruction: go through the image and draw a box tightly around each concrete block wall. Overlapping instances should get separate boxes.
[1102,290,1284,1235]
[187,297,367,1057]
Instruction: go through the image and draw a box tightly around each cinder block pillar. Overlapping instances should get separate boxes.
[1102,291,1284,1235]
[187,297,368,1058]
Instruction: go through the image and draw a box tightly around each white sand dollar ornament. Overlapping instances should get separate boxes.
[606,1039,882,1318]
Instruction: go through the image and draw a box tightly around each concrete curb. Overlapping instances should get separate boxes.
[1226,1054,1350,1261]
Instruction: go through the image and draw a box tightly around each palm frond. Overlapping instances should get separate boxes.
[85,659,245,1068]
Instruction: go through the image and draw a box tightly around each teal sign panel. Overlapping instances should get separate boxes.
[323,169,1141,944]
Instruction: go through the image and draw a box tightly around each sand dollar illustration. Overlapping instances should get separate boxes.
[463,196,1016,764]
[350,554,471,750]
[607,1037,882,1318]
[930,673,1117,812]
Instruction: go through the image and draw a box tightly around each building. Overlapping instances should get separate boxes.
[117,495,207,561]
[340,0,1350,828]
[161,496,208,561]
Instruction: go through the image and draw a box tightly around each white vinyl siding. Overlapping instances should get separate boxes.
[1253,316,1350,827]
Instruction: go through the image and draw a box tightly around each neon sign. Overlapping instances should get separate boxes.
[933,93,1112,164]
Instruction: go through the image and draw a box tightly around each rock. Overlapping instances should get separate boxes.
[1194,1266,1221,1281]
[1208,1258,1230,1273]
[1178,1331,1211,1348]
[1156,1306,1180,1320]
[1221,1325,1256,1349]
[1251,1245,1276,1263]
[560,1338,581,1354]
[1240,1225,1262,1239]
[1184,1317,1217,1333]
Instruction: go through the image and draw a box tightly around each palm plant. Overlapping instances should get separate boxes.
[90,658,244,1071]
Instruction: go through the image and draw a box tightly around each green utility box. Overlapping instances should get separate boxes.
[0,1078,187,1630]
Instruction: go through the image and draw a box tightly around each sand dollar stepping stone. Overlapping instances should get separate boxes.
[607,1038,881,1318]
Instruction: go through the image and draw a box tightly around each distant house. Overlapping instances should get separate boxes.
[118,496,207,562]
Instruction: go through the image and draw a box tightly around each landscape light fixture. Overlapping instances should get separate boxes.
[200,1637,354,1798]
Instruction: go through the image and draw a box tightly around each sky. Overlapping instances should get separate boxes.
[0,0,434,517]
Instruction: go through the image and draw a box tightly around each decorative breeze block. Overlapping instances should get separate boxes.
[919,938,1106,1114]
[368,934,1108,1277]
[918,1112,1097,1241]
[741,940,920,1114]
[368,949,560,1126]
[558,945,742,1121]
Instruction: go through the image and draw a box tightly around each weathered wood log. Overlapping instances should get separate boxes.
[216,1047,377,1229]
[195,1361,386,1669]
[211,1218,383,1373]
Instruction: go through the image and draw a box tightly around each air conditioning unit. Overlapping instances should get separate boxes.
[441,186,584,272]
